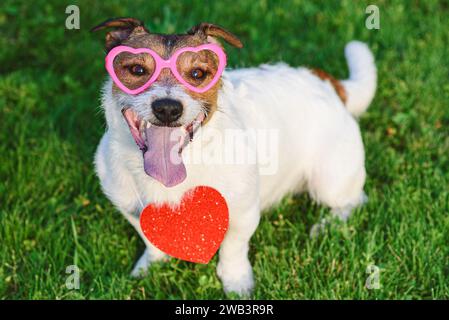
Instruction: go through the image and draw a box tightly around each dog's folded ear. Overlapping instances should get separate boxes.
[91,17,149,51]
[188,23,243,48]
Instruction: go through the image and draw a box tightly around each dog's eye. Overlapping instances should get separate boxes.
[190,68,207,80]
[129,65,147,76]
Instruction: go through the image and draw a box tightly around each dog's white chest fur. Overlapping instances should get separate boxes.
[95,41,376,295]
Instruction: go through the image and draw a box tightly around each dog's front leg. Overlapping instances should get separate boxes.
[217,201,260,296]
[95,136,168,277]
[122,211,169,277]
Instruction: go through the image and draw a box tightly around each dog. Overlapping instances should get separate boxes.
[92,17,376,295]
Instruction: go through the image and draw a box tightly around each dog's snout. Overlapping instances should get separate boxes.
[151,98,183,124]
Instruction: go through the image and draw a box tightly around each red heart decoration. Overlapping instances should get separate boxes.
[140,186,229,264]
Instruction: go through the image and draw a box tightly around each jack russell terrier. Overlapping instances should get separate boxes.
[92,17,376,295]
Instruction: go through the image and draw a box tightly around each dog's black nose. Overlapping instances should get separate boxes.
[151,98,183,124]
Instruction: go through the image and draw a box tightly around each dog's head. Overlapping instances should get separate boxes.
[92,18,242,187]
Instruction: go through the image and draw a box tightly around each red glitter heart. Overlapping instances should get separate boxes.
[140,186,229,264]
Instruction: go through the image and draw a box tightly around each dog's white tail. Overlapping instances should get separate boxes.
[341,41,377,117]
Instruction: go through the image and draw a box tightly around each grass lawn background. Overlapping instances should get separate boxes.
[0,0,448,299]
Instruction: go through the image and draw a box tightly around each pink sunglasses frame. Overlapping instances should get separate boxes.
[105,43,227,94]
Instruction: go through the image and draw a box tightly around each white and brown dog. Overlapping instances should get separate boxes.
[92,18,376,295]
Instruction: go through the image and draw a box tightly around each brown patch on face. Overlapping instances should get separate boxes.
[311,68,347,104]
[92,19,243,125]
[118,32,222,124]
[112,49,156,90]
[172,40,222,125]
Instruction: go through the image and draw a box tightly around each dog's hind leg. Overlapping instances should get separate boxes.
[309,192,367,237]
[307,135,367,237]
[330,191,368,221]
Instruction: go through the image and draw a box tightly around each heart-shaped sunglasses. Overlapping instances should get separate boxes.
[105,43,227,94]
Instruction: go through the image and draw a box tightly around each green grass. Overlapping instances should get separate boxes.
[1,0,448,299]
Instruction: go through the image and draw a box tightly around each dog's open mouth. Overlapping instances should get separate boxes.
[122,108,205,187]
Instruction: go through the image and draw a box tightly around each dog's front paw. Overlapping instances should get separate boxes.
[217,259,254,297]
[130,250,152,278]
[130,247,169,278]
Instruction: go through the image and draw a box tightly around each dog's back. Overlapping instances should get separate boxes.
[222,41,376,209]
[227,40,376,118]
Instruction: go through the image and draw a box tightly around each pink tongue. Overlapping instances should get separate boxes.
[143,126,186,187]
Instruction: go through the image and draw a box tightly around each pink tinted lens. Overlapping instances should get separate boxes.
[175,49,220,89]
[112,51,156,91]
